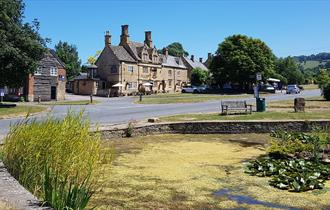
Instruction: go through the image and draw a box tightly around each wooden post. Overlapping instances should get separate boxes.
[90,94,93,104]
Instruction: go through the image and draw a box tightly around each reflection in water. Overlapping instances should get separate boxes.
[213,189,299,210]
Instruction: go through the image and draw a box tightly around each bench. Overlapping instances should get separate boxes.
[221,100,252,115]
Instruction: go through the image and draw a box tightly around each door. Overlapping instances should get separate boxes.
[51,86,56,100]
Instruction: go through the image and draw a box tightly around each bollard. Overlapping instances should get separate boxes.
[90,94,93,104]
[139,93,142,102]
[38,95,41,104]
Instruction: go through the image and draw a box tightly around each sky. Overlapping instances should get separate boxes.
[23,0,330,64]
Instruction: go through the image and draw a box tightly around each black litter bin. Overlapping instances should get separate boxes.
[256,98,266,112]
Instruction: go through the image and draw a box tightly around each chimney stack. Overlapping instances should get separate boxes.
[144,31,153,48]
[120,25,130,45]
[208,53,212,60]
[104,31,111,46]
[199,57,203,63]
[190,55,194,62]
[162,48,168,57]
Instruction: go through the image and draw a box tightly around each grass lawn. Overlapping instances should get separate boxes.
[135,93,254,104]
[160,110,330,122]
[41,100,99,105]
[268,97,329,109]
[0,105,46,119]
[91,134,330,209]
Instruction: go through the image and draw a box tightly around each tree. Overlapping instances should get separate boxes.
[191,68,208,86]
[0,0,46,88]
[210,34,276,89]
[55,41,81,80]
[316,69,330,88]
[87,50,101,65]
[275,57,305,84]
[159,42,189,57]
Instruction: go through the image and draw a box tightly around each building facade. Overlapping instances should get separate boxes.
[92,25,191,96]
[26,50,66,101]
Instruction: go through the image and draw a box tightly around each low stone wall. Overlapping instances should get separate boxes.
[100,120,330,139]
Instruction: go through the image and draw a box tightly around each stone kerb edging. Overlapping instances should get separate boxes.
[100,120,330,139]
[0,162,50,210]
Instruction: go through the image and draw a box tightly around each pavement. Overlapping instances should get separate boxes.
[0,89,321,138]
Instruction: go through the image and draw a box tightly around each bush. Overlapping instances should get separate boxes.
[1,111,106,209]
[323,83,330,101]
[125,122,134,137]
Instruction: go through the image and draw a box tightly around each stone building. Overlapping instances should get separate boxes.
[26,50,66,101]
[182,55,209,81]
[92,25,189,96]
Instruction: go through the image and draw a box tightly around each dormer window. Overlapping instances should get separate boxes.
[50,67,58,76]
[153,55,158,63]
[34,67,42,75]
[143,53,148,61]
[128,66,134,72]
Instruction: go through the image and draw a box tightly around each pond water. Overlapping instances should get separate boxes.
[213,189,300,210]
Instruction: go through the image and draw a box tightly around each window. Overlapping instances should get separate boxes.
[168,79,172,87]
[50,67,58,76]
[128,66,134,72]
[143,67,148,73]
[153,55,158,63]
[111,65,118,74]
[143,53,148,61]
[177,70,181,76]
[34,67,42,75]
[168,70,172,76]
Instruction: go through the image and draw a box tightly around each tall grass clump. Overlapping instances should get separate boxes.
[1,111,106,209]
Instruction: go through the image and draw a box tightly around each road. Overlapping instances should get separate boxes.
[0,89,321,137]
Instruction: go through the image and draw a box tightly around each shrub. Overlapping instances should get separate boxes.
[125,122,134,137]
[1,111,106,209]
[323,83,330,101]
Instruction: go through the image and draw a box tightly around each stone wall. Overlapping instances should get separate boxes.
[100,120,330,139]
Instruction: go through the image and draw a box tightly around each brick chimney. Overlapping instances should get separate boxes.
[162,48,168,57]
[104,31,111,47]
[120,25,129,45]
[190,55,194,62]
[199,57,203,63]
[208,53,212,60]
[144,31,153,48]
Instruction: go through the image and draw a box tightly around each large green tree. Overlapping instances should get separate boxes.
[191,68,208,86]
[0,0,46,87]
[55,41,81,80]
[159,42,189,57]
[210,35,275,89]
[275,57,305,85]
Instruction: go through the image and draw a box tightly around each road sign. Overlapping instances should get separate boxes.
[256,73,262,81]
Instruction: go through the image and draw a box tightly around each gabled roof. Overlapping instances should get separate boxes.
[110,46,136,62]
[182,56,208,71]
[126,42,144,60]
[38,49,66,69]
[160,54,187,69]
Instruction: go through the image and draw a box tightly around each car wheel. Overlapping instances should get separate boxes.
[193,90,198,94]
[182,90,186,93]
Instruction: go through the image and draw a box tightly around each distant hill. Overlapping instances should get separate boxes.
[293,53,330,73]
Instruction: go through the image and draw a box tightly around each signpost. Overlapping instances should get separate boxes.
[0,88,4,103]
[256,72,262,81]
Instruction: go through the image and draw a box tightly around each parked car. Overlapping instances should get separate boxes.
[181,85,207,93]
[286,84,301,94]
[259,84,276,93]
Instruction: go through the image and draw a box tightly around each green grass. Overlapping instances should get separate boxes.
[41,100,99,105]
[135,93,255,104]
[160,110,330,122]
[0,105,46,119]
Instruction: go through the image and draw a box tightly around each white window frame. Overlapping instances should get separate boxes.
[34,67,42,75]
[50,67,58,76]
[143,67,148,73]
[128,66,134,73]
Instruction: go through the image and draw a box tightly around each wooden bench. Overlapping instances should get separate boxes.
[221,100,252,115]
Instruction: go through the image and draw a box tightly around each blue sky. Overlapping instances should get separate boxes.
[24,0,330,63]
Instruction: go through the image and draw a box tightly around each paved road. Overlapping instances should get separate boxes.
[0,89,321,137]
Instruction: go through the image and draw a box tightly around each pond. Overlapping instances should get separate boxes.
[90,134,330,209]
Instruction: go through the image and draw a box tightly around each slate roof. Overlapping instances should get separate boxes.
[182,56,208,71]
[126,42,144,60]
[39,49,66,69]
[110,46,136,62]
[160,54,187,69]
